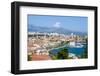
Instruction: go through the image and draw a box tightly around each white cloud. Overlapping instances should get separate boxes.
[53,22,61,28]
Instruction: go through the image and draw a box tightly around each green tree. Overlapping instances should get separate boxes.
[81,38,88,58]
[81,50,87,58]
[28,55,32,61]
[57,48,69,59]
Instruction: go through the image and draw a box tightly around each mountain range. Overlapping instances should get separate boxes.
[28,25,87,36]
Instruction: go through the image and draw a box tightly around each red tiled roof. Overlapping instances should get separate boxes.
[32,54,51,61]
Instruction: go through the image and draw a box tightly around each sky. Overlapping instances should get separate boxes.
[28,15,88,33]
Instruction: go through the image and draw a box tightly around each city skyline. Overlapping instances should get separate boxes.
[28,15,88,33]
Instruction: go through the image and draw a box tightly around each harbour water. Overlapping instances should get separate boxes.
[50,44,86,56]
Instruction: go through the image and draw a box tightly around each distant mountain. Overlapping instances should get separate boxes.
[28,25,87,36]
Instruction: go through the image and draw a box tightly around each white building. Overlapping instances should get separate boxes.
[69,41,76,46]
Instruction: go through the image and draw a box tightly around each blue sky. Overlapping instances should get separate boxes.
[28,15,88,33]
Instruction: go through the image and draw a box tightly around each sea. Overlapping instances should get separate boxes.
[50,44,86,56]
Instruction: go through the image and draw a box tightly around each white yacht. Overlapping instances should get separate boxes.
[69,41,83,48]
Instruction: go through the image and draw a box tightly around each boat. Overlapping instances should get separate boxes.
[69,42,84,48]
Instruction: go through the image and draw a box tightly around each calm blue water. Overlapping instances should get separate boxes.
[50,45,86,56]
